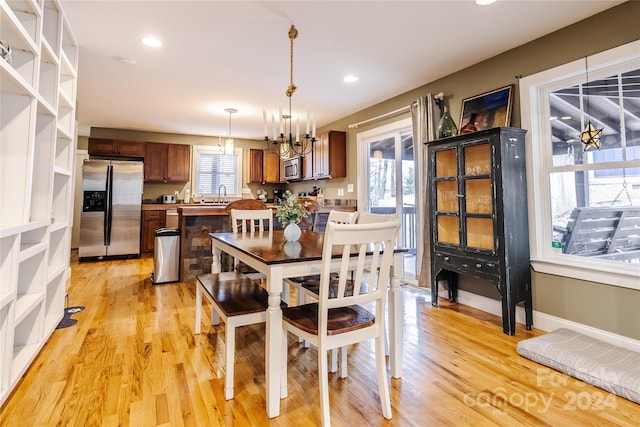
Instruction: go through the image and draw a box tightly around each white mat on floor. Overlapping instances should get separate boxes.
[516,328,640,404]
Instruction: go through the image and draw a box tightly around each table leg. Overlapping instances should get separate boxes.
[211,243,222,273]
[389,252,403,378]
[266,269,283,418]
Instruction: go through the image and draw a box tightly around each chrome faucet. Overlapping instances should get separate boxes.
[217,184,227,203]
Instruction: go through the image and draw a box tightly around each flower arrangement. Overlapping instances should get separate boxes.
[276,190,308,225]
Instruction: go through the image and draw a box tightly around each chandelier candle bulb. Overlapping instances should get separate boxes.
[272,114,276,141]
[263,110,268,136]
[312,112,316,138]
[306,108,310,134]
[279,106,284,135]
[296,118,300,143]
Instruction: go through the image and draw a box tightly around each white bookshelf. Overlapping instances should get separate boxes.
[0,0,77,406]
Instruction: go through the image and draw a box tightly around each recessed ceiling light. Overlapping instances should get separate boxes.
[344,75,359,83]
[142,37,162,47]
[475,0,498,5]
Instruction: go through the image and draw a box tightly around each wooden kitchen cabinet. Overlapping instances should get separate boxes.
[264,150,283,183]
[144,142,190,182]
[247,149,264,183]
[88,138,145,157]
[302,152,314,180]
[427,127,532,335]
[313,130,346,179]
[247,149,284,184]
[142,210,166,251]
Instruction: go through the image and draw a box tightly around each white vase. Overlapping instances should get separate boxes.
[283,221,302,242]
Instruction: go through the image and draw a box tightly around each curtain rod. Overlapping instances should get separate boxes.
[347,92,444,129]
[347,105,412,129]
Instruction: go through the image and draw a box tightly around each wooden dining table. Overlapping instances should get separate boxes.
[205,229,406,418]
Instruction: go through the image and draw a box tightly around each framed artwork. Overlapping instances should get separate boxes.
[459,85,513,134]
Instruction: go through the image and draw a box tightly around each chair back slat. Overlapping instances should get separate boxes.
[230,209,272,233]
[327,210,359,225]
[356,211,397,224]
[318,221,400,333]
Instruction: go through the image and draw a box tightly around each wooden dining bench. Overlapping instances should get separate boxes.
[194,272,270,400]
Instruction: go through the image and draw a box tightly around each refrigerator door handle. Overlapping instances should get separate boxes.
[106,164,113,246]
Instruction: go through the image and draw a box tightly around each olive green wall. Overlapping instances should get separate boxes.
[312,1,639,339]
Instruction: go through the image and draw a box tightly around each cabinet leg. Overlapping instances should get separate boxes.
[525,284,533,330]
[431,276,439,307]
[447,272,457,303]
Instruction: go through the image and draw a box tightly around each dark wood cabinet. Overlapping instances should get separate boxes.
[144,142,190,182]
[142,210,166,251]
[88,138,145,157]
[247,148,285,184]
[427,127,532,335]
[247,149,264,183]
[313,130,346,179]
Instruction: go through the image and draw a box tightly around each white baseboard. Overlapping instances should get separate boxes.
[433,287,640,353]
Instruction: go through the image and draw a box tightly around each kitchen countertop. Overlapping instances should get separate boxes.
[143,203,356,215]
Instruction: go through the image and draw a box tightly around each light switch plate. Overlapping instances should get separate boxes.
[338,188,344,196]
[347,184,354,192]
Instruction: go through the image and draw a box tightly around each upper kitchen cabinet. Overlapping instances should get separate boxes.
[247,149,263,183]
[88,138,145,157]
[264,149,284,183]
[313,130,346,179]
[246,148,285,184]
[144,142,190,182]
[301,152,313,180]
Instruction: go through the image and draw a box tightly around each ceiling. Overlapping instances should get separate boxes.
[62,0,624,140]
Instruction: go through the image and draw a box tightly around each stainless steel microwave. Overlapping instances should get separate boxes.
[283,156,302,181]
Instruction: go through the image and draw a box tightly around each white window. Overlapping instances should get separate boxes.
[191,145,242,197]
[520,41,639,290]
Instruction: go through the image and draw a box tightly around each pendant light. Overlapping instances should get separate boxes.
[224,108,236,155]
[579,57,603,151]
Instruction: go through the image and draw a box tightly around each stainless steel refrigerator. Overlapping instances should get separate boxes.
[79,160,144,261]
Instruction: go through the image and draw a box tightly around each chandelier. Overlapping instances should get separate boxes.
[263,24,315,158]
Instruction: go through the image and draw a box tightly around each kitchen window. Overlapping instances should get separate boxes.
[520,41,639,290]
[191,145,242,197]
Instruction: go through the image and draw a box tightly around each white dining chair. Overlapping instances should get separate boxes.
[285,209,359,370]
[281,220,400,427]
[229,208,272,281]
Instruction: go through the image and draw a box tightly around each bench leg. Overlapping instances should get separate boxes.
[224,318,235,400]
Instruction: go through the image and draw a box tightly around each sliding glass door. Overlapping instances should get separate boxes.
[358,118,418,282]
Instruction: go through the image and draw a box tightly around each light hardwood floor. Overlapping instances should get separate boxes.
[1,253,638,426]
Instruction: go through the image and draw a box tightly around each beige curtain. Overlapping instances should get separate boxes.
[411,95,440,288]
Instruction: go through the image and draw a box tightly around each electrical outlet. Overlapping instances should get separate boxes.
[338,188,344,196]
[347,184,353,193]
[242,188,251,194]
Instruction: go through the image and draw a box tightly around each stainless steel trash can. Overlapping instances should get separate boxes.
[152,228,180,284]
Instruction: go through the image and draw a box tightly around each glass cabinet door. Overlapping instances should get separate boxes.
[434,148,459,245]
[463,143,494,251]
